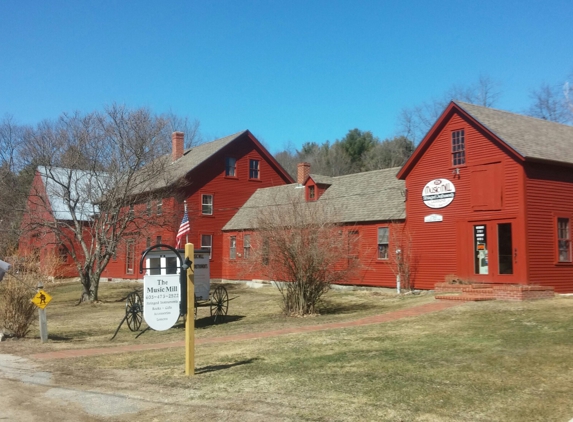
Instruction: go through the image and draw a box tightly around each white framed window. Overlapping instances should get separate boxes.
[126,240,135,274]
[226,157,236,177]
[249,159,260,179]
[558,217,571,262]
[452,129,466,166]
[243,234,251,259]
[201,234,213,259]
[202,194,213,215]
[156,199,163,215]
[230,236,236,259]
[378,227,389,259]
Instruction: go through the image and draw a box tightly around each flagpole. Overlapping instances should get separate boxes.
[184,200,188,245]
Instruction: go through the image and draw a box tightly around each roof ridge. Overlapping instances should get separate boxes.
[455,101,573,129]
[331,166,401,180]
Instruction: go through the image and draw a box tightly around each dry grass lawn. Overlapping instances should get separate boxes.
[2,280,573,421]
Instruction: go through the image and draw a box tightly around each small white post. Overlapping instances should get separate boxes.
[396,249,402,294]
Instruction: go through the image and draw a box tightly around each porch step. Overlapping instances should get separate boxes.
[434,284,555,301]
[435,293,496,302]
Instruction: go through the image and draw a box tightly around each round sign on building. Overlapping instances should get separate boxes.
[422,178,456,209]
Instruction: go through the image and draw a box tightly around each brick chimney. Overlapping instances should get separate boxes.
[172,132,184,162]
[297,162,311,185]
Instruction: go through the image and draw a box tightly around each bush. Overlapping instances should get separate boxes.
[0,255,40,338]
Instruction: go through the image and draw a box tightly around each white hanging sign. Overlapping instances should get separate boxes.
[194,250,210,300]
[424,214,443,223]
[143,274,181,331]
[422,178,456,209]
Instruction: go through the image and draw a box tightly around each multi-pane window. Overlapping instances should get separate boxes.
[348,230,360,260]
[452,129,466,166]
[378,227,389,259]
[558,218,571,262]
[243,234,251,259]
[201,234,213,259]
[249,159,260,179]
[226,157,236,177]
[59,246,69,263]
[230,236,236,259]
[157,199,163,215]
[309,185,315,200]
[156,236,162,245]
[147,200,152,216]
[146,237,151,248]
[202,194,213,215]
[262,237,269,265]
[126,240,135,274]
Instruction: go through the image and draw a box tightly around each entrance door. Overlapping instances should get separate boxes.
[470,220,519,283]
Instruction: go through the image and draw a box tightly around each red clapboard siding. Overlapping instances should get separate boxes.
[524,162,573,292]
[403,110,526,289]
[221,222,404,288]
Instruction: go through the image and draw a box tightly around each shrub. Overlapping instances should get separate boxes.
[0,256,39,338]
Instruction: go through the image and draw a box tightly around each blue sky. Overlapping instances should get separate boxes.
[1,0,571,153]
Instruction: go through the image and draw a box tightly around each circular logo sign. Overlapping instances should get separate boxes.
[422,178,456,209]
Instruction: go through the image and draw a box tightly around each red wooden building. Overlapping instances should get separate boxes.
[19,131,293,280]
[221,163,406,287]
[19,166,97,278]
[397,101,573,293]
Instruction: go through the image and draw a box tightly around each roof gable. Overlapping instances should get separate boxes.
[141,130,293,193]
[398,101,573,179]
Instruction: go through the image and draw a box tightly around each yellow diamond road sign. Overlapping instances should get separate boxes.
[31,290,52,309]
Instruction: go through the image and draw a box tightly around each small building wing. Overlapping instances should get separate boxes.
[224,167,405,231]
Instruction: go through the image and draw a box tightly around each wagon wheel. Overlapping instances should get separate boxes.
[125,291,143,331]
[210,285,228,323]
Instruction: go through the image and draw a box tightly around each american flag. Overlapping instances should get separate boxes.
[175,211,190,248]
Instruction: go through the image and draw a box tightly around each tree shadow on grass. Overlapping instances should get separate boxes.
[171,315,245,330]
[317,301,382,315]
[46,334,73,341]
[195,357,261,374]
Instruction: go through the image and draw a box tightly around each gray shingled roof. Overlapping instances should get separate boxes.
[456,101,573,164]
[308,174,334,185]
[140,130,248,193]
[38,166,107,221]
[224,167,405,230]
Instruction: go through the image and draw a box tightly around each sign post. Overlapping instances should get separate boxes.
[31,284,52,343]
[185,243,195,376]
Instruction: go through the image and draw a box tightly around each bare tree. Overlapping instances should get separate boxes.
[0,115,33,256]
[20,105,187,302]
[526,82,571,124]
[562,70,573,122]
[386,222,418,292]
[245,191,360,316]
[163,111,203,148]
[398,74,502,144]
[362,136,415,171]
